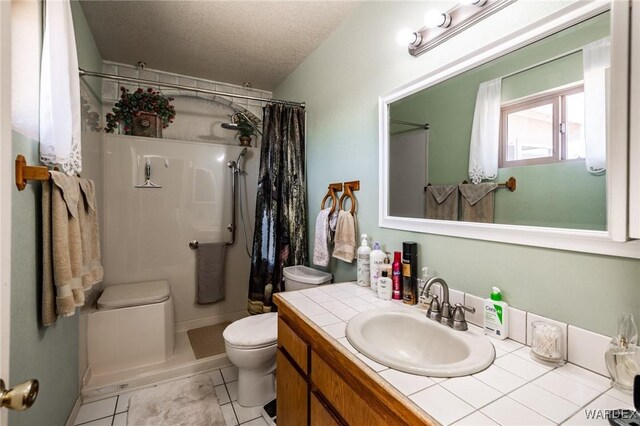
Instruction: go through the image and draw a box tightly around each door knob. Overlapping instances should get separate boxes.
[0,379,39,411]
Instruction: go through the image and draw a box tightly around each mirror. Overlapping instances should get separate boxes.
[388,11,609,231]
[380,1,639,258]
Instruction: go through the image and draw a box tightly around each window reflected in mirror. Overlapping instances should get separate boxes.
[501,85,585,167]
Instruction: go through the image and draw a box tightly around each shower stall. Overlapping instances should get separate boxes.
[78,63,304,398]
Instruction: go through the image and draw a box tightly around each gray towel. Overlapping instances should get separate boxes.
[426,185,459,220]
[459,183,499,223]
[196,243,226,304]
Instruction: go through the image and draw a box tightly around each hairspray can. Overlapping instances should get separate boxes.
[402,242,418,305]
[392,251,402,300]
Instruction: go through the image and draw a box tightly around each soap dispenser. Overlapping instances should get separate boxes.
[356,234,371,287]
[484,287,509,340]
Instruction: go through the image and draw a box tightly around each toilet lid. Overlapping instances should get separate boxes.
[98,280,170,310]
[223,313,278,349]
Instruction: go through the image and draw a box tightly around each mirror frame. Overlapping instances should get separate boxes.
[379,0,640,258]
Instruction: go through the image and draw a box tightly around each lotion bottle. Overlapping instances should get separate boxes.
[356,234,371,287]
[484,287,509,340]
[369,242,385,292]
[377,269,392,300]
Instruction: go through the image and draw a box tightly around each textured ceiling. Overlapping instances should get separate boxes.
[79,1,361,91]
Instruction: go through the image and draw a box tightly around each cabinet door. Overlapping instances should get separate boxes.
[278,318,308,373]
[276,349,308,426]
[310,392,341,426]
[311,352,388,425]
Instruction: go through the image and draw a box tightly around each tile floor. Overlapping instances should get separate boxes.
[73,365,268,426]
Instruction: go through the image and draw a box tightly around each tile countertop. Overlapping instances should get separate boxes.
[278,281,635,426]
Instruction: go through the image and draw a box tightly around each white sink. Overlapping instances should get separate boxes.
[346,307,495,377]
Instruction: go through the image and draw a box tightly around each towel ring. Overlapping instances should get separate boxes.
[321,183,343,216]
[339,180,360,215]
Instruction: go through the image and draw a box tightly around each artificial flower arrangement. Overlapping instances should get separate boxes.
[105,87,176,134]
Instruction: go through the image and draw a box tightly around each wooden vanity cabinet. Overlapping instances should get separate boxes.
[275,295,435,426]
[276,349,308,425]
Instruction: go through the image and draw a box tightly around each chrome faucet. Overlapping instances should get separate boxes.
[419,276,475,331]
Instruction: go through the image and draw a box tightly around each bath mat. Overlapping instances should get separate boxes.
[127,374,225,425]
[187,322,231,359]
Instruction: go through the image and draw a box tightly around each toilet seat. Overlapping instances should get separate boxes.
[98,280,170,310]
[223,313,277,349]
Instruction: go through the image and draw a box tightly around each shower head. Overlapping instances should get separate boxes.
[221,122,240,131]
[220,112,263,136]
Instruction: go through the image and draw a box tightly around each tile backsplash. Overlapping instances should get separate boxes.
[455,286,611,378]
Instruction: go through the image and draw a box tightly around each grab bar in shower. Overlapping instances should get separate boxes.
[188,237,233,249]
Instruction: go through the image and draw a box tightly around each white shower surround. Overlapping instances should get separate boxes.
[97,63,267,329]
[103,134,258,328]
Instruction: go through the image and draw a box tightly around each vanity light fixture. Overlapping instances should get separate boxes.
[404,0,516,58]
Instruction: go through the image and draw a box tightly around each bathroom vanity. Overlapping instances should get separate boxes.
[274,282,629,425]
[274,292,436,425]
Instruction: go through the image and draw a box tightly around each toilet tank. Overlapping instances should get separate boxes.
[282,266,332,291]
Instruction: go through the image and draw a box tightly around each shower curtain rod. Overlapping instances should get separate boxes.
[390,119,429,130]
[79,68,306,108]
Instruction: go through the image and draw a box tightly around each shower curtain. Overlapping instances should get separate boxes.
[248,104,307,314]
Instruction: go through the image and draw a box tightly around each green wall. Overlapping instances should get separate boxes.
[390,12,608,230]
[274,1,640,336]
[71,0,103,100]
[9,3,102,424]
[10,133,79,426]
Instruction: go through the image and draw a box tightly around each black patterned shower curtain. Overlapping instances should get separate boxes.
[248,104,308,314]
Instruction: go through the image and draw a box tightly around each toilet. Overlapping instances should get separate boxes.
[223,266,332,407]
[87,280,174,374]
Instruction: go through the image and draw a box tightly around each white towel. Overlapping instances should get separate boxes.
[313,208,331,267]
[332,211,356,263]
[39,0,82,175]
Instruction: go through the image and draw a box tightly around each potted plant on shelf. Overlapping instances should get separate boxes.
[234,113,259,147]
[104,87,176,138]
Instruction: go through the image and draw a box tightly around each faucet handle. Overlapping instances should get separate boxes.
[426,294,442,322]
[455,303,475,314]
[452,303,475,331]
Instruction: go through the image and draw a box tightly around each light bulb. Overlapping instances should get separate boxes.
[424,10,452,28]
[396,29,421,47]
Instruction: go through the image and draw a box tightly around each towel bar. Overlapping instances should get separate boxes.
[320,183,343,216]
[424,177,517,192]
[339,180,360,215]
[15,155,50,191]
[15,155,84,191]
